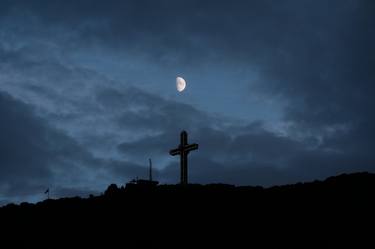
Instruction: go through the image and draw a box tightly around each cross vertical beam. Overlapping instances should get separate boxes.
[169,130,199,185]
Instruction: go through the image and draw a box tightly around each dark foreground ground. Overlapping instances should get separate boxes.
[1,172,374,248]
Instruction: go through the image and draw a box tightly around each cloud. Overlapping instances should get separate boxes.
[0,91,92,201]
[0,87,160,203]
[0,0,374,203]
[118,111,373,186]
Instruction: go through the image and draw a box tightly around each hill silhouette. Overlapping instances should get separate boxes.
[1,172,374,248]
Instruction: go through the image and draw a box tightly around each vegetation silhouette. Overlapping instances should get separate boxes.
[0,172,374,248]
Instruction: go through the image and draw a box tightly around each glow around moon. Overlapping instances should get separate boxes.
[176,77,186,92]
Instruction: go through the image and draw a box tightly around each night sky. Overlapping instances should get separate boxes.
[0,0,374,204]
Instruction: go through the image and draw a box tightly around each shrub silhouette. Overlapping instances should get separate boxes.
[104,183,120,196]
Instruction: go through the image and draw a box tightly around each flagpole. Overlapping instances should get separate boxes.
[45,188,50,200]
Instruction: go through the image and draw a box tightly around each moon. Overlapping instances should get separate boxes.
[176,77,186,92]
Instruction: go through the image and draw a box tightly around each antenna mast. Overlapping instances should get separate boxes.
[149,158,152,181]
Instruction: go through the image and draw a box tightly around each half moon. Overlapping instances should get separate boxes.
[176,77,186,92]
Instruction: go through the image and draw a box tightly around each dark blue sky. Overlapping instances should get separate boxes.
[0,0,374,204]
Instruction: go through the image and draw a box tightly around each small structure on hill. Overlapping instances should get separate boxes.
[126,159,159,189]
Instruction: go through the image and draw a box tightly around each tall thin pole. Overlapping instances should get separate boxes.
[149,158,152,181]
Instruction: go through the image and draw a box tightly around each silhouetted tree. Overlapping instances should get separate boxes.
[104,184,119,196]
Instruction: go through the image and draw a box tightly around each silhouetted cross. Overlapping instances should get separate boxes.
[169,130,199,185]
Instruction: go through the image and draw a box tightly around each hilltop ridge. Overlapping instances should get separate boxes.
[1,172,374,248]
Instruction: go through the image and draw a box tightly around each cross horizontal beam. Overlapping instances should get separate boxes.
[169,148,180,156]
[185,143,198,152]
[169,143,198,156]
